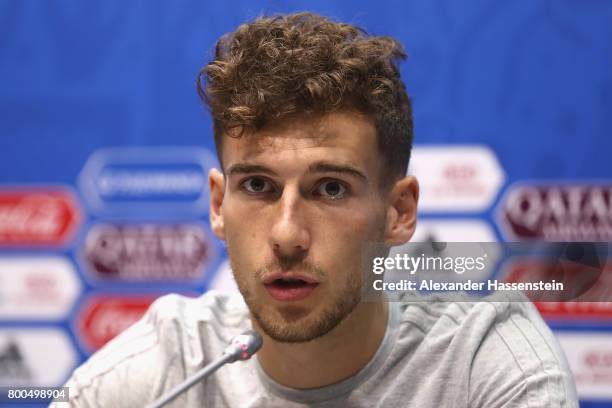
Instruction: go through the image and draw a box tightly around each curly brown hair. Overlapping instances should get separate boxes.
[197,12,413,187]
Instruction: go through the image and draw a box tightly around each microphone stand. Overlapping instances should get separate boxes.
[147,353,234,408]
[147,330,262,408]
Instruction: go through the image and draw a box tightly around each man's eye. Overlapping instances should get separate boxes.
[241,177,273,194]
[315,180,347,199]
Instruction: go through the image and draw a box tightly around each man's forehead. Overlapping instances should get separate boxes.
[222,110,377,163]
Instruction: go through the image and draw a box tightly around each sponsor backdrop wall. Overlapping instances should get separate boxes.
[1,1,611,407]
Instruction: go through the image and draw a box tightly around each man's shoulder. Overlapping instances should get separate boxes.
[57,291,251,407]
[80,291,250,373]
[398,293,555,337]
[145,290,251,332]
[395,296,578,407]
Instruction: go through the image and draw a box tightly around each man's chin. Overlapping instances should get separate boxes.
[271,303,315,322]
[249,301,357,344]
[249,307,312,343]
[254,316,335,344]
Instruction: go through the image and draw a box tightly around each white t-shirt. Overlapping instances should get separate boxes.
[52,291,578,407]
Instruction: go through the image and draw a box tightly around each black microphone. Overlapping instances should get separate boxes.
[147,330,263,408]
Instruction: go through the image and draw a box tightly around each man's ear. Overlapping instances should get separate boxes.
[209,168,226,241]
[384,175,419,246]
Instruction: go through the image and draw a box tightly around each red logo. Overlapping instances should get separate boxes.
[499,184,612,241]
[77,296,156,351]
[584,350,612,369]
[0,189,81,246]
[536,302,612,320]
[502,259,612,310]
[442,164,477,182]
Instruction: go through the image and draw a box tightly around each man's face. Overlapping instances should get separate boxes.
[214,110,390,343]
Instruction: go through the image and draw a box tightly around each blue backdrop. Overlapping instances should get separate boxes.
[1,1,611,407]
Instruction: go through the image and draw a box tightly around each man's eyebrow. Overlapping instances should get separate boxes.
[225,162,367,180]
[308,162,367,180]
[226,163,278,176]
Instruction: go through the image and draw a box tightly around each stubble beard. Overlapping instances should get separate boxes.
[229,254,362,343]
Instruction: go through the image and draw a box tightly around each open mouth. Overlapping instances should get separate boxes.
[270,277,312,288]
[264,277,319,301]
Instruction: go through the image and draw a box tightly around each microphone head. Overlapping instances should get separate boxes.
[224,330,263,362]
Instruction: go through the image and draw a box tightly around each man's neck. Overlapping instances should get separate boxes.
[254,301,389,389]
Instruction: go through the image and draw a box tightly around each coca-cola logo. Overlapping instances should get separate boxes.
[83,223,211,281]
[499,184,612,241]
[536,301,612,320]
[77,296,155,350]
[501,258,608,302]
[0,189,81,246]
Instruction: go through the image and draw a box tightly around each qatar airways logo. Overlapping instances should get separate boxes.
[0,189,81,246]
[83,223,211,281]
[498,184,612,241]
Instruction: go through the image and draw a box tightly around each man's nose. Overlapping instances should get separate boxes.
[269,187,311,259]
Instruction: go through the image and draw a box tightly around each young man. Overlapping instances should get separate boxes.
[57,13,578,407]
